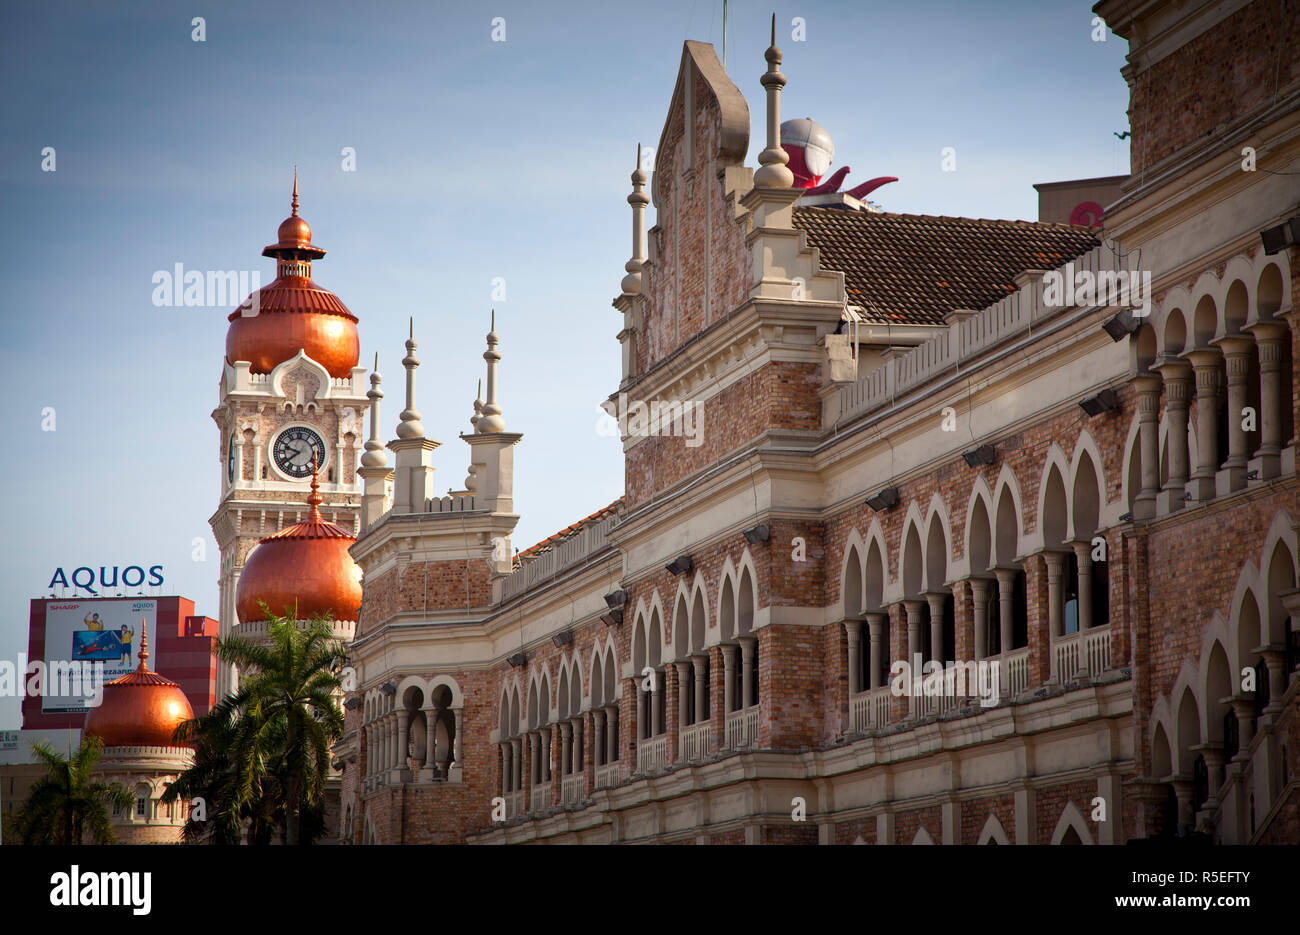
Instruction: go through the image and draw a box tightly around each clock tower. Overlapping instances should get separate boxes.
[208,179,370,697]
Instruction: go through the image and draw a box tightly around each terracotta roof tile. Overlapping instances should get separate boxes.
[514,498,624,569]
[792,207,1100,326]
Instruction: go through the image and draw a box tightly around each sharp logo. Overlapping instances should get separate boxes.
[49,865,151,915]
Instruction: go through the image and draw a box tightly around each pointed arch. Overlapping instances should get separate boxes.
[1069,431,1107,539]
[911,825,936,845]
[1050,802,1093,844]
[977,813,1010,845]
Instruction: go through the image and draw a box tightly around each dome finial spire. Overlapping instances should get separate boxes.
[291,166,299,217]
[307,454,323,521]
[137,621,150,671]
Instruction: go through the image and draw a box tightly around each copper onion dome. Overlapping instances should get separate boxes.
[225,173,360,379]
[235,466,363,625]
[83,629,195,749]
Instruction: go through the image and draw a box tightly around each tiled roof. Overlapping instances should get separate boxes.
[792,207,1101,326]
[514,498,623,568]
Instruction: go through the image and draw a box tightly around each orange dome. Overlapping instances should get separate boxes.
[83,631,195,749]
[224,176,360,379]
[276,213,312,247]
[235,469,362,625]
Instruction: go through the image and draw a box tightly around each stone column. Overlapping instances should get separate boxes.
[1187,349,1222,501]
[844,619,863,695]
[1155,357,1193,511]
[560,722,573,778]
[738,636,756,709]
[1228,695,1256,759]
[1247,321,1288,479]
[1215,335,1254,491]
[1041,553,1065,640]
[650,673,663,737]
[927,592,950,663]
[511,737,522,791]
[903,600,925,663]
[592,708,606,766]
[452,708,463,769]
[387,713,398,772]
[1172,777,1195,834]
[722,644,737,713]
[691,654,709,723]
[994,568,1018,654]
[424,707,439,773]
[604,704,618,761]
[970,579,992,660]
[542,726,552,782]
[1259,648,1288,714]
[499,743,509,793]
[1071,541,1093,631]
[1133,373,1162,518]
[636,682,647,740]
[674,661,692,726]
[866,612,887,689]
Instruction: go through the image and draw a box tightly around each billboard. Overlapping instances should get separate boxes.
[41,599,157,713]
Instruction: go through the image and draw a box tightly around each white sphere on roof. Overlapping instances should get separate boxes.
[780,117,835,184]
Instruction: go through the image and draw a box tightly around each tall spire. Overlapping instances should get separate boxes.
[754,13,794,189]
[478,310,506,433]
[362,352,388,467]
[395,318,426,438]
[137,621,150,672]
[306,456,323,522]
[291,166,299,216]
[621,144,650,296]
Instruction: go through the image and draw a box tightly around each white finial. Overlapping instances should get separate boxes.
[362,353,388,467]
[478,311,506,433]
[470,378,484,433]
[754,13,794,189]
[621,144,650,296]
[396,318,425,438]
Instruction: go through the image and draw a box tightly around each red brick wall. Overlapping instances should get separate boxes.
[1127,0,1299,174]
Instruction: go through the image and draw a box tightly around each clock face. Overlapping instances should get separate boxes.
[272,426,327,479]
[227,435,236,484]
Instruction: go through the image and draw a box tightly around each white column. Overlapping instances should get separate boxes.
[691,654,709,723]
[1134,374,1162,518]
[1187,349,1222,501]
[844,619,863,695]
[1215,335,1254,491]
[1071,541,1094,631]
[722,645,737,713]
[865,612,887,690]
[674,661,691,726]
[738,636,756,709]
[1248,321,1288,478]
[970,579,991,660]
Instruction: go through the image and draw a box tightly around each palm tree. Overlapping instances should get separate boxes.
[165,610,346,845]
[12,735,132,844]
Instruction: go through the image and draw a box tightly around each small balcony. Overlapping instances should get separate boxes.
[561,773,584,806]
[504,790,523,820]
[725,706,760,750]
[637,735,668,774]
[595,762,620,789]
[851,685,892,732]
[529,783,551,814]
[679,721,714,762]
[1053,627,1111,682]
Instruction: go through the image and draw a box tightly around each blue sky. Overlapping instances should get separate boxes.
[0,0,1129,727]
